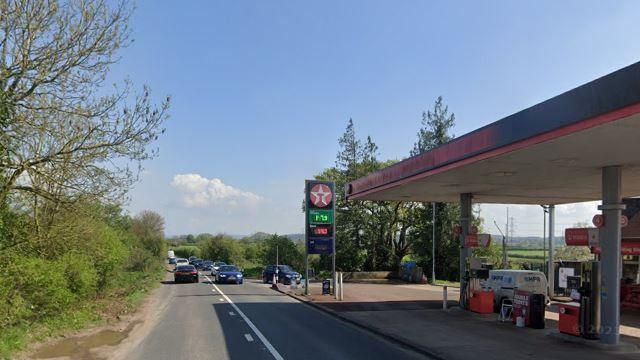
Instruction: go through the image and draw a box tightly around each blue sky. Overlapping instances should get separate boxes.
[112,1,640,236]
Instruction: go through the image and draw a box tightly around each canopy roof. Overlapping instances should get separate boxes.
[346,62,640,204]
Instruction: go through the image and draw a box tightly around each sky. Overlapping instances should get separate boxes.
[110,1,640,237]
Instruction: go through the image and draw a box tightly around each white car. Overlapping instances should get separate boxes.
[175,258,189,268]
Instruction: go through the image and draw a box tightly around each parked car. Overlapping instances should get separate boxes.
[211,261,227,275]
[198,260,214,271]
[175,258,189,268]
[482,269,549,311]
[262,265,301,285]
[189,257,201,265]
[215,265,244,284]
[168,257,177,265]
[192,259,203,268]
[174,265,199,283]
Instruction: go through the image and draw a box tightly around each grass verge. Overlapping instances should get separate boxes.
[0,266,165,360]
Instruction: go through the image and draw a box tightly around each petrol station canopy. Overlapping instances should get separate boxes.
[345,61,640,205]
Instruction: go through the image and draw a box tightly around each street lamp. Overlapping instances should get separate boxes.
[541,205,549,278]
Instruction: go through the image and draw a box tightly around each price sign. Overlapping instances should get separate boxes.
[305,180,335,255]
[309,209,333,225]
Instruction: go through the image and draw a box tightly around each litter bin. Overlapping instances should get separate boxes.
[558,302,580,336]
[529,293,546,329]
[322,279,331,295]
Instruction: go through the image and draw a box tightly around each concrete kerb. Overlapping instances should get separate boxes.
[548,332,639,354]
[271,286,446,360]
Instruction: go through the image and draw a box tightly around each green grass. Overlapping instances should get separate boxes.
[508,249,546,260]
[434,279,460,287]
[0,266,165,360]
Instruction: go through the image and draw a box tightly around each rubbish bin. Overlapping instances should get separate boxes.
[558,302,580,336]
[529,293,546,329]
[322,279,331,295]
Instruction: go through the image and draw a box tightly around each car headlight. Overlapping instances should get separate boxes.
[285,274,291,278]
[237,274,243,277]
[220,274,227,277]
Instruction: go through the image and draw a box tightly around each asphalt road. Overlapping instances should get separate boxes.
[125,271,430,360]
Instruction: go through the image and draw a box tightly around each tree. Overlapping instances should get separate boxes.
[0,0,170,208]
[261,235,303,271]
[409,97,463,281]
[410,96,455,156]
[131,210,166,259]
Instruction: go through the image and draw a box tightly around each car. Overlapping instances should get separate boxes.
[215,265,244,284]
[192,259,203,268]
[198,260,214,271]
[211,261,227,275]
[189,257,201,265]
[175,258,189,267]
[262,264,301,285]
[168,257,177,265]
[174,265,199,283]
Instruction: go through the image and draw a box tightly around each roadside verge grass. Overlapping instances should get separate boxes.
[0,266,165,360]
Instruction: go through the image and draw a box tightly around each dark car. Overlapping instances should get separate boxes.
[189,257,201,265]
[198,260,214,271]
[262,265,301,285]
[192,259,204,268]
[174,265,199,283]
[215,265,244,284]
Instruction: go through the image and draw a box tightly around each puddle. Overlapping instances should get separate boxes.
[33,320,141,360]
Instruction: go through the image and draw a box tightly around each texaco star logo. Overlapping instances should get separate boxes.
[310,184,332,208]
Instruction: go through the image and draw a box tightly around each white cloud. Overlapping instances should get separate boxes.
[171,173,262,208]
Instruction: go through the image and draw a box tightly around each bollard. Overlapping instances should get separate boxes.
[339,272,344,301]
[443,285,448,310]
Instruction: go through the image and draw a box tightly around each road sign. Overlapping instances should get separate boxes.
[565,228,599,246]
[592,214,604,228]
[465,234,478,247]
[478,234,492,247]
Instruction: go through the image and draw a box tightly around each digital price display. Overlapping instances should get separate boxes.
[309,209,333,225]
[311,225,332,236]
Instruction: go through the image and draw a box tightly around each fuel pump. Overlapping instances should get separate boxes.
[579,261,601,339]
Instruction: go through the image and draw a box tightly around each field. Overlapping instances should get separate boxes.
[507,248,546,270]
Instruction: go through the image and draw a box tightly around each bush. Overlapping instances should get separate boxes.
[7,258,74,320]
[173,246,201,259]
[60,253,97,299]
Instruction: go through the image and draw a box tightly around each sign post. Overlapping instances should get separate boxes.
[305,180,336,296]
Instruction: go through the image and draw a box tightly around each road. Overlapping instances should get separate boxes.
[125,272,430,360]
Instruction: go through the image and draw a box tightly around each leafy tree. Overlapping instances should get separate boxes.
[261,234,303,271]
[0,0,170,207]
[409,97,463,281]
[131,210,166,259]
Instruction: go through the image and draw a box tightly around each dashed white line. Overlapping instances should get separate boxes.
[244,333,254,342]
[219,298,225,302]
[204,275,284,360]
[229,311,236,316]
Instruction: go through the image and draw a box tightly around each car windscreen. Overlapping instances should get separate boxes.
[214,262,226,266]
[202,261,213,266]
[278,265,292,272]
[176,266,195,272]
[219,266,238,272]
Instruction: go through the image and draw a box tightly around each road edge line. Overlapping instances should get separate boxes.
[204,275,285,360]
[273,287,446,360]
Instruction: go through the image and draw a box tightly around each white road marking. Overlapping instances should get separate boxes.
[229,311,236,316]
[244,333,254,342]
[204,275,284,360]
[219,298,225,302]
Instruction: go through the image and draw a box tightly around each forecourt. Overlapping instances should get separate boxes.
[345,61,640,345]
